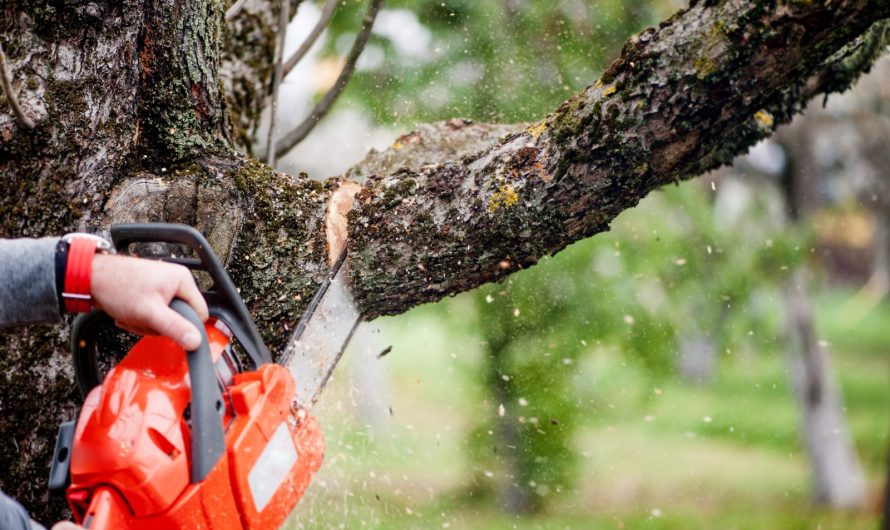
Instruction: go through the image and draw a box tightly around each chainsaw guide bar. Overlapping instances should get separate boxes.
[280,251,363,409]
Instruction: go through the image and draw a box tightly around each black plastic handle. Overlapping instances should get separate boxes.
[70,310,116,398]
[111,223,271,368]
[169,299,226,483]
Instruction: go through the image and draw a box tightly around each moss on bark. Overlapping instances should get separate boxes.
[227,158,332,354]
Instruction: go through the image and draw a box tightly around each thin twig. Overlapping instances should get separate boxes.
[225,0,250,21]
[282,0,339,77]
[276,0,383,156]
[265,0,292,166]
[0,41,34,129]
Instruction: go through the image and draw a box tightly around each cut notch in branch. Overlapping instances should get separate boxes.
[275,0,384,158]
[282,0,340,77]
[0,41,35,129]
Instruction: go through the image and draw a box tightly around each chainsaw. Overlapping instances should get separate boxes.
[47,223,362,529]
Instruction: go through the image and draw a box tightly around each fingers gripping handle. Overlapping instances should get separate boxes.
[111,223,272,367]
[170,299,226,484]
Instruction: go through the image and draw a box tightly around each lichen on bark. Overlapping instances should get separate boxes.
[345,0,890,318]
[138,0,231,162]
[227,157,332,352]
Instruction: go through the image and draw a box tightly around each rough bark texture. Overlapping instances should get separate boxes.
[0,0,889,521]
[346,1,890,318]
[1,2,145,518]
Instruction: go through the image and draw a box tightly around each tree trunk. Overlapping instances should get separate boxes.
[772,89,873,509]
[783,268,867,508]
[1,0,889,521]
[871,185,890,296]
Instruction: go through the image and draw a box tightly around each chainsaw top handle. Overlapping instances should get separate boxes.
[110,223,272,367]
[168,298,227,483]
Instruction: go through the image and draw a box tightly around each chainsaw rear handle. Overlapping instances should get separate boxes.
[110,223,271,368]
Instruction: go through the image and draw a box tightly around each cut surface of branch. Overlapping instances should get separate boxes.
[326,181,363,264]
[276,0,384,156]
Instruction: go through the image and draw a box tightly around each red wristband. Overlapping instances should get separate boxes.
[63,237,98,313]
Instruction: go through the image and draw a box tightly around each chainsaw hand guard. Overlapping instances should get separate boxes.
[111,223,271,367]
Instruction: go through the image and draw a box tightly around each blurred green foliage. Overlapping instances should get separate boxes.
[448,180,811,510]
[323,0,674,125]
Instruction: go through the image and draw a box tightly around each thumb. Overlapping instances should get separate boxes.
[144,303,204,350]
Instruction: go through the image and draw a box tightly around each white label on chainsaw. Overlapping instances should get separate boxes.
[248,422,298,512]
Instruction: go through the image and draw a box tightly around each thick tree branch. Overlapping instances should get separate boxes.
[803,20,890,104]
[343,0,890,318]
[275,0,384,156]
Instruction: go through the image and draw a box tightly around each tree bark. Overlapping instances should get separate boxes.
[0,0,889,520]
[345,4,890,318]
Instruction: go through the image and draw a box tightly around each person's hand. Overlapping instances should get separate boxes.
[89,254,209,350]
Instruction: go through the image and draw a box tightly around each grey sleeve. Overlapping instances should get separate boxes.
[0,490,44,530]
[0,237,62,327]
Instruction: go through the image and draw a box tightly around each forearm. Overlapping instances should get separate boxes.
[0,238,62,327]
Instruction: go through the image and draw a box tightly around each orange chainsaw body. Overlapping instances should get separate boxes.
[66,320,325,529]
